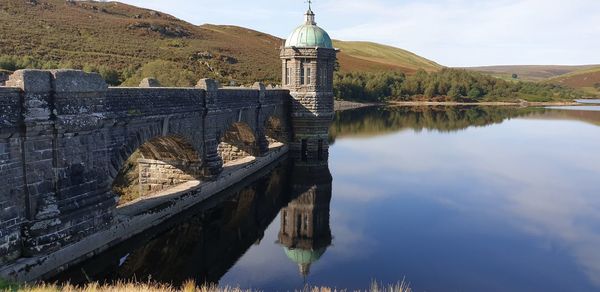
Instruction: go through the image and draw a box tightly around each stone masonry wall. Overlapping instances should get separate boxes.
[218,142,253,164]
[0,70,294,268]
[0,88,26,264]
[138,159,202,196]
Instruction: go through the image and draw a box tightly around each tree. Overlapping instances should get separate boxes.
[512,73,518,79]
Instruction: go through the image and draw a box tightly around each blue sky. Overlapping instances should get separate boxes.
[118,0,600,67]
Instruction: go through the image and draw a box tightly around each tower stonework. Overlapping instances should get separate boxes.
[282,7,337,162]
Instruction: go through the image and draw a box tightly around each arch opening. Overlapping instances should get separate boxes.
[264,116,289,148]
[218,122,260,166]
[113,136,204,206]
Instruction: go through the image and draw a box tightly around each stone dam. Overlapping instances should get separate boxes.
[0,6,338,279]
[0,56,334,281]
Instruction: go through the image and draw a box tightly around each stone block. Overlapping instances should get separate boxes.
[196,78,220,91]
[139,78,161,87]
[50,70,107,93]
[5,70,52,93]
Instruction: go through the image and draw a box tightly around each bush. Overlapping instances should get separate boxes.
[122,60,198,87]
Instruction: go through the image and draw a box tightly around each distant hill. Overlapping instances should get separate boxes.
[334,41,442,73]
[465,65,599,82]
[546,67,600,96]
[0,0,439,86]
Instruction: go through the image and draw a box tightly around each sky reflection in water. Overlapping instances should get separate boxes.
[222,106,600,292]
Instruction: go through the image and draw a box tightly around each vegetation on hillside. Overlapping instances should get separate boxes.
[466,65,600,82]
[333,41,441,73]
[545,66,600,96]
[0,0,282,86]
[0,0,442,88]
[334,69,581,102]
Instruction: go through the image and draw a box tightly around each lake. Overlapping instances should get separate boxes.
[54,105,600,292]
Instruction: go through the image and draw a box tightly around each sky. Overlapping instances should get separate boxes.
[118,0,600,67]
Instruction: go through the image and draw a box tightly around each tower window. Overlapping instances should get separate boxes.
[300,62,305,85]
[320,65,328,87]
[286,67,291,85]
[306,67,311,85]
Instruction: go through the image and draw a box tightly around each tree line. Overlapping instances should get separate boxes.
[334,69,581,102]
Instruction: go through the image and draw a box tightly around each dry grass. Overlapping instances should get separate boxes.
[465,65,599,82]
[3,280,251,292]
[334,41,441,73]
[1,280,412,292]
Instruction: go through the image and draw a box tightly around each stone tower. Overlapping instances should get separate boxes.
[277,163,332,278]
[282,5,337,163]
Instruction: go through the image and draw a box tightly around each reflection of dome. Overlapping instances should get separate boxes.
[284,247,328,277]
[285,9,333,49]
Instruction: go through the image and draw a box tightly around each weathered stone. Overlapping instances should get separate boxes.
[196,78,220,91]
[50,70,108,93]
[139,77,161,87]
[6,70,52,93]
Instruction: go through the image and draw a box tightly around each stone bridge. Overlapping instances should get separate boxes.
[0,69,315,280]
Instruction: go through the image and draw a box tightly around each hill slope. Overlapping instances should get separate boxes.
[546,67,600,96]
[334,41,442,73]
[0,0,283,85]
[0,0,439,86]
[465,65,599,82]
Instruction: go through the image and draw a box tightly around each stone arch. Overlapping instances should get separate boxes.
[112,134,204,206]
[217,122,260,165]
[264,116,289,147]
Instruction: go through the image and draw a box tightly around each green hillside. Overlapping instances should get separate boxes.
[546,67,600,96]
[334,41,442,73]
[465,65,599,82]
[0,0,441,87]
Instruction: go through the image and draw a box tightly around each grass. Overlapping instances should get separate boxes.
[545,67,600,96]
[0,280,412,292]
[465,65,599,82]
[334,41,441,73]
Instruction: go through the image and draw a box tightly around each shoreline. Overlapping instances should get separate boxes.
[334,100,382,111]
[335,100,591,110]
[388,101,581,106]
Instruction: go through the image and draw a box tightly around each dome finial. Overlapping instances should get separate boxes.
[304,0,316,25]
[306,0,313,10]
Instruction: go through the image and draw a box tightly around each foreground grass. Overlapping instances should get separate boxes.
[0,280,411,292]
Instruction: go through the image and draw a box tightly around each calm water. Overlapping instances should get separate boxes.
[55,105,600,292]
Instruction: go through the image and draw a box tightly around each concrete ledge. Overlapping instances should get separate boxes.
[0,145,288,282]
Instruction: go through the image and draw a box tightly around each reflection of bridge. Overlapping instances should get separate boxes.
[50,159,333,287]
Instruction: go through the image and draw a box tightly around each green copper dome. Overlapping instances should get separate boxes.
[285,9,334,49]
[284,247,327,265]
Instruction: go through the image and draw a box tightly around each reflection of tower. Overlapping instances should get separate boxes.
[282,4,338,162]
[277,162,332,278]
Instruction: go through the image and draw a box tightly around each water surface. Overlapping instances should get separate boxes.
[55,106,600,292]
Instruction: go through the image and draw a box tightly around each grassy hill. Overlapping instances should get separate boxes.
[0,0,284,85]
[0,0,439,86]
[334,41,442,73]
[545,67,600,96]
[465,65,599,82]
